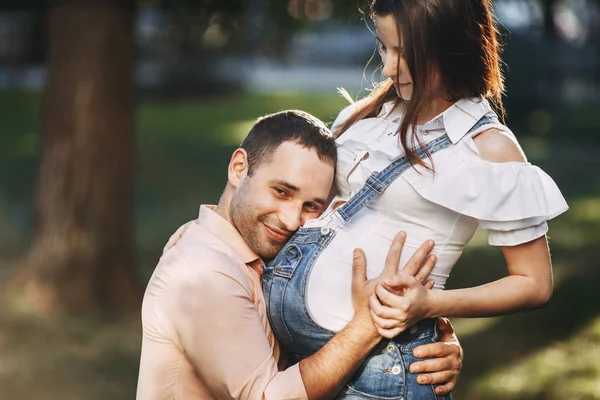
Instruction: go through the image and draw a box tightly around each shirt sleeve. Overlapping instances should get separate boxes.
[164,254,308,400]
[487,221,548,246]
[401,157,568,247]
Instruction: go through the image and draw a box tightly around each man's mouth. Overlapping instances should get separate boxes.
[263,224,291,243]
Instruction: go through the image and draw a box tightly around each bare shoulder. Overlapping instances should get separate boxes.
[472,128,527,163]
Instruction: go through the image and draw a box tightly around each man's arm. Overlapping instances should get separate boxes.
[298,313,380,399]
[167,234,435,400]
[168,253,382,400]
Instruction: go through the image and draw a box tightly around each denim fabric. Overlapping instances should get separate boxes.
[263,113,498,399]
[335,319,448,400]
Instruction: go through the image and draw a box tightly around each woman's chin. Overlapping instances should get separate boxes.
[396,87,412,101]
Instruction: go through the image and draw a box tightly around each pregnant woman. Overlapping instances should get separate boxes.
[263,0,568,398]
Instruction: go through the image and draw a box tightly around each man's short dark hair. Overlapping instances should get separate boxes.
[240,110,337,175]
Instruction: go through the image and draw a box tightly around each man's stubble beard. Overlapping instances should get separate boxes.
[229,182,283,260]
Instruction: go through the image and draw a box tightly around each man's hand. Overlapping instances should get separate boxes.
[351,232,408,321]
[409,317,463,396]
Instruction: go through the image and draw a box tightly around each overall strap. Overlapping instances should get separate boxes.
[465,112,503,138]
[336,132,452,224]
[333,110,501,226]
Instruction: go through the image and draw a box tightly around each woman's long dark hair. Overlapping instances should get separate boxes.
[336,0,505,170]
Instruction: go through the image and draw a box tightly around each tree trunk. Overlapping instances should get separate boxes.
[12,0,140,314]
[541,0,558,39]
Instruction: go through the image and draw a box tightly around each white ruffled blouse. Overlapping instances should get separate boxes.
[304,97,568,332]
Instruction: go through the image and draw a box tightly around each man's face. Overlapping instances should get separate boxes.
[230,141,334,260]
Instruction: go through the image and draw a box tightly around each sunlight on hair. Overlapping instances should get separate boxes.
[336,87,355,105]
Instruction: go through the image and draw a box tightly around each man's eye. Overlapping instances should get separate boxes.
[273,188,287,196]
[306,203,319,211]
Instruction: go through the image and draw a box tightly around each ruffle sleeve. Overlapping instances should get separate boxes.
[401,153,568,246]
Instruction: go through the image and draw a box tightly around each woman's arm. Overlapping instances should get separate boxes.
[369,128,555,331]
[370,235,553,335]
[433,235,552,316]
[425,128,553,316]
[427,235,551,312]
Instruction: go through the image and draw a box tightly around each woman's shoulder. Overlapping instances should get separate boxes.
[401,138,568,229]
[472,127,527,163]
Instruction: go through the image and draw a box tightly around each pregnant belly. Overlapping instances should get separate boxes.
[304,222,460,332]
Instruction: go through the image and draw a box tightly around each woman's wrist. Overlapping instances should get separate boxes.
[424,289,444,319]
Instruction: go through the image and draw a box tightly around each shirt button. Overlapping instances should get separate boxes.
[386,344,395,353]
[320,227,330,236]
[391,365,402,375]
[435,119,441,126]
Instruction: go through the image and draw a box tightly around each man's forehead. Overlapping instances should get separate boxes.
[254,142,333,192]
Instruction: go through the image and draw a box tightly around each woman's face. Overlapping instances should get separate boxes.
[375,13,412,100]
[375,13,444,103]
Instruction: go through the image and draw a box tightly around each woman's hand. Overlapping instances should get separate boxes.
[368,240,437,338]
[369,272,434,338]
[351,233,436,326]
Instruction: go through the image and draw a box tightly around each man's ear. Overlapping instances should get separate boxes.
[228,148,249,188]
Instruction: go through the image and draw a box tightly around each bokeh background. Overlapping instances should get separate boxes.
[0,0,599,399]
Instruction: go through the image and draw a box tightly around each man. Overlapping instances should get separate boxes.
[136,110,462,399]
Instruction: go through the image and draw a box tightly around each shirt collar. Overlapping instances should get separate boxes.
[196,205,263,272]
[382,97,492,144]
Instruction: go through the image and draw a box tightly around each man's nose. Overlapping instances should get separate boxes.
[279,204,303,232]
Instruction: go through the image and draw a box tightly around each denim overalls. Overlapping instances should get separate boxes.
[263,112,499,399]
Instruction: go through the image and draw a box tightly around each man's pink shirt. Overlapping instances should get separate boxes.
[136,205,307,399]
